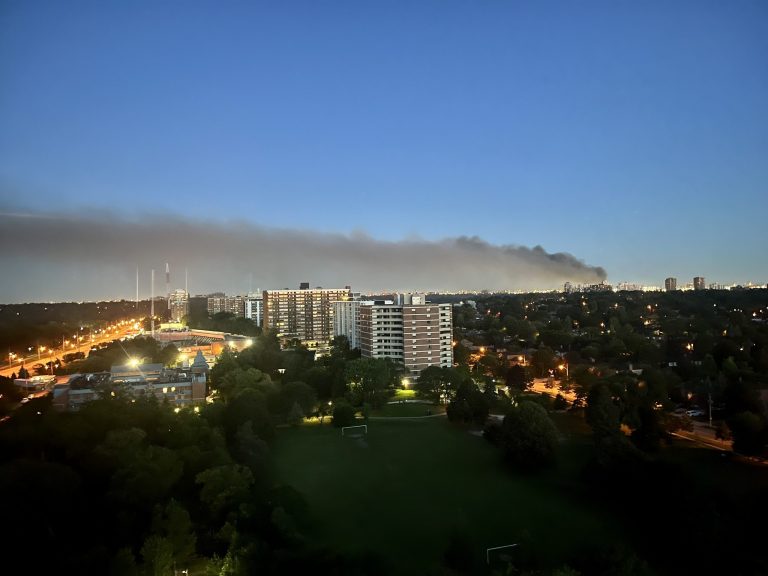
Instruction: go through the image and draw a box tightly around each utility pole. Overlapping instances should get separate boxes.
[151,269,155,338]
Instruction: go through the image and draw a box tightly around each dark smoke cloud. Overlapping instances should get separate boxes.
[0,210,606,303]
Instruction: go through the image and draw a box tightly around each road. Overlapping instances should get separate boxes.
[1,327,135,379]
[528,378,732,451]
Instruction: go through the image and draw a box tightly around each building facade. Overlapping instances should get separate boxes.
[207,295,245,317]
[55,353,209,412]
[358,301,404,363]
[664,277,677,291]
[358,295,453,377]
[693,277,706,291]
[332,293,362,349]
[244,293,263,326]
[262,284,352,349]
[169,289,189,323]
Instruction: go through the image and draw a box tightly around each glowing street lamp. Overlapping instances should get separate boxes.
[128,357,140,367]
[558,363,569,380]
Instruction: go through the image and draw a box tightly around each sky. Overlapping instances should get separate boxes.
[1,1,767,302]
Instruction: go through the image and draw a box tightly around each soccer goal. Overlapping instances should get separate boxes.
[341,424,368,437]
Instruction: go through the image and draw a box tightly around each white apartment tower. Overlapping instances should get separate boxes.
[244,293,263,326]
[333,294,361,349]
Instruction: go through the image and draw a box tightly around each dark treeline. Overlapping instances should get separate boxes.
[0,332,388,575]
[186,297,261,336]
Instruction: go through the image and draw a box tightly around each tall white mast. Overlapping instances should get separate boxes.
[151,269,155,337]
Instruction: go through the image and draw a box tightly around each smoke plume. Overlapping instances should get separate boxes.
[0,210,606,302]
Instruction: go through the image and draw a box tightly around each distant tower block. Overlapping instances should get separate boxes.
[664,277,677,291]
[693,277,706,291]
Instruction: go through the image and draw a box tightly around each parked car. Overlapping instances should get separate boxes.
[686,409,705,417]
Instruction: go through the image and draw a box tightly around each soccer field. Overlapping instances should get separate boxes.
[274,417,620,574]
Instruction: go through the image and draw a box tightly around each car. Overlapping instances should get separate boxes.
[686,409,705,417]
[20,398,30,404]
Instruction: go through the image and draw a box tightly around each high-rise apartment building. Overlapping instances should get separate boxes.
[244,294,263,326]
[664,277,677,291]
[207,295,245,317]
[169,289,189,323]
[358,294,453,377]
[262,284,352,349]
[333,294,361,349]
[693,277,706,291]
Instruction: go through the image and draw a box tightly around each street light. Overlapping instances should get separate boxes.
[558,363,569,380]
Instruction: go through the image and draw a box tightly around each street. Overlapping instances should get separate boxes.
[528,377,732,451]
[1,326,135,378]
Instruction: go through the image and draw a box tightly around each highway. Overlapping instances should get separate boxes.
[1,326,135,379]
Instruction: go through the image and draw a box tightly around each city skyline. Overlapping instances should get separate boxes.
[1,1,767,302]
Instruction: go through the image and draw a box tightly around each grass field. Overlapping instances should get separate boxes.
[274,416,623,574]
[370,401,445,418]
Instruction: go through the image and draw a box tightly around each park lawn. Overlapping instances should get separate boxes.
[371,401,445,417]
[274,417,623,575]
[392,388,416,400]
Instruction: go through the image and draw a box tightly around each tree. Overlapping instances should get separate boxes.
[209,347,239,390]
[195,464,255,521]
[415,366,462,404]
[531,347,557,378]
[287,402,304,427]
[498,401,559,470]
[140,535,174,576]
[728,411,766,455]
[585,384,621,438]
[18,365,29,379]
[505,364,532,392]
[447,380,489,425]
[223,387,274,443]
[345,358,398,408]
[234,420,270,483]
[279,381,317,417]
[109,548,139,576]
[151,499,196,565]
[218,367,274,403]
[332,401,356,428]
[303,366,332,401]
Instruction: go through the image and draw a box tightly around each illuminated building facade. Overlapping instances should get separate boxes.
[359,294,453,377]
[207,295,245,317]
[169,289,189,322]
[263,284,352,350]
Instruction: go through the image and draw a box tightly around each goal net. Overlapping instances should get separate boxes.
[341,424,368,437]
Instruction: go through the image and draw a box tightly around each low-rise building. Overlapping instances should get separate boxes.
[55,352,209,411]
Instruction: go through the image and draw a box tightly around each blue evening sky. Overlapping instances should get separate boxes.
[1,0,767,287]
